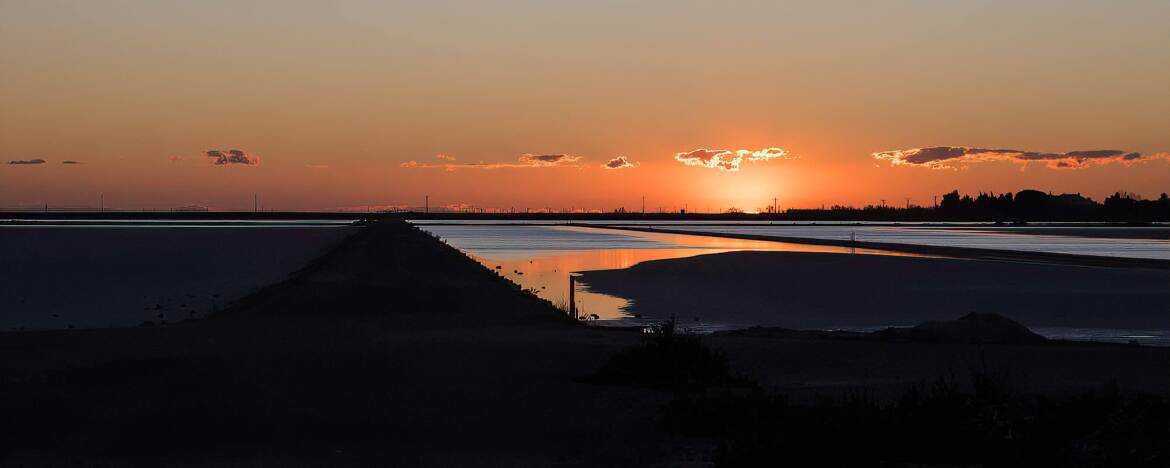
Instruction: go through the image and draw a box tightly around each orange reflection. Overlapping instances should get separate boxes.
[468,227,923,321]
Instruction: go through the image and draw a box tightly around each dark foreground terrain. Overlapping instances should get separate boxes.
[577,250,1170,331]
[1,220,1167,465]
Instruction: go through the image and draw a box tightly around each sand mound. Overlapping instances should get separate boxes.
[872,312,1046,344]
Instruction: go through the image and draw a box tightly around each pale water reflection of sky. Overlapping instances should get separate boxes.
[417,223,1169,345]
[417,224,916,324]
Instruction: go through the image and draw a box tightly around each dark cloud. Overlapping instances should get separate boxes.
[61,160,82,164]
[206,149,259,166]
[517,153,581,166]
[602,156,635,169]
[7,159,46,165]
[873,146,1167,170]
[402,153,581,171]
[674,147,793,171]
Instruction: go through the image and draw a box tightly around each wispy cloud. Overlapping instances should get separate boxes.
[206,149,259,166]
[7,158,46,165]
[61,160,82,164]
[674,147,794,171]
[401,153,582,171]
[873,146,1167,170]
[602,156,635,169]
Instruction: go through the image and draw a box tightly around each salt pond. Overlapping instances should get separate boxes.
[0,223,356,329]
[416,222,1169,345]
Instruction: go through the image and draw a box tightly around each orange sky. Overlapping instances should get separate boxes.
[2,1,1168,212]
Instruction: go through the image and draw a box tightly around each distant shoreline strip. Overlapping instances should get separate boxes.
[577,224,1170,270]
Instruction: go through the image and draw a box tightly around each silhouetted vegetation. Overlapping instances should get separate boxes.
[784,190,1170,222]
[664,377,1169,467]
[593,322,1170,467]
[588,320,747,390]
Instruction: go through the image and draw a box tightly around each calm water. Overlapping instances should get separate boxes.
[416,222,1169,345]
[415,220,1169,259]
[0,223,356,329]
[654,225,1170,260]
[418,224,918,329]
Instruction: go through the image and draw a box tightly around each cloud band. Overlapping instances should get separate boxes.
[873,146,1166,170]
[401,153,582,171]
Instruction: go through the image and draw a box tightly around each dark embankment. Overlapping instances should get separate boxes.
[0,220,699,465]
[578,250,1170,330]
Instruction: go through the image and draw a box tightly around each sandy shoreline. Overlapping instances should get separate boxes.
[577,250,1170,332]
[581,224,1170,269]
[1,220,1167,464]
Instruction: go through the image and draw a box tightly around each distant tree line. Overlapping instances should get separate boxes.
[784,189,1169,222]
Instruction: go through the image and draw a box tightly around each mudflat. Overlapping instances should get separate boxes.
[578,250,1170,330]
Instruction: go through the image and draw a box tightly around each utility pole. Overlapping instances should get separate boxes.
[99,193,104,212]
[568,274,577,320]
[254,193,258,212]
[425,195,429,214]
[641,196,645,214]
[773,197,778,214]
[905,198,911,209]
[933,195,938,208]
[880,199,886,208]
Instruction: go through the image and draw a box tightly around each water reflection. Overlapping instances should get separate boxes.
[423,225,919,325]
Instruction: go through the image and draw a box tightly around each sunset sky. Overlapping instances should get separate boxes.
[2,1,1168,212]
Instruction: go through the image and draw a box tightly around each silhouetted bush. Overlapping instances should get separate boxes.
[589,320,747,391]
[661,374,1169,467]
